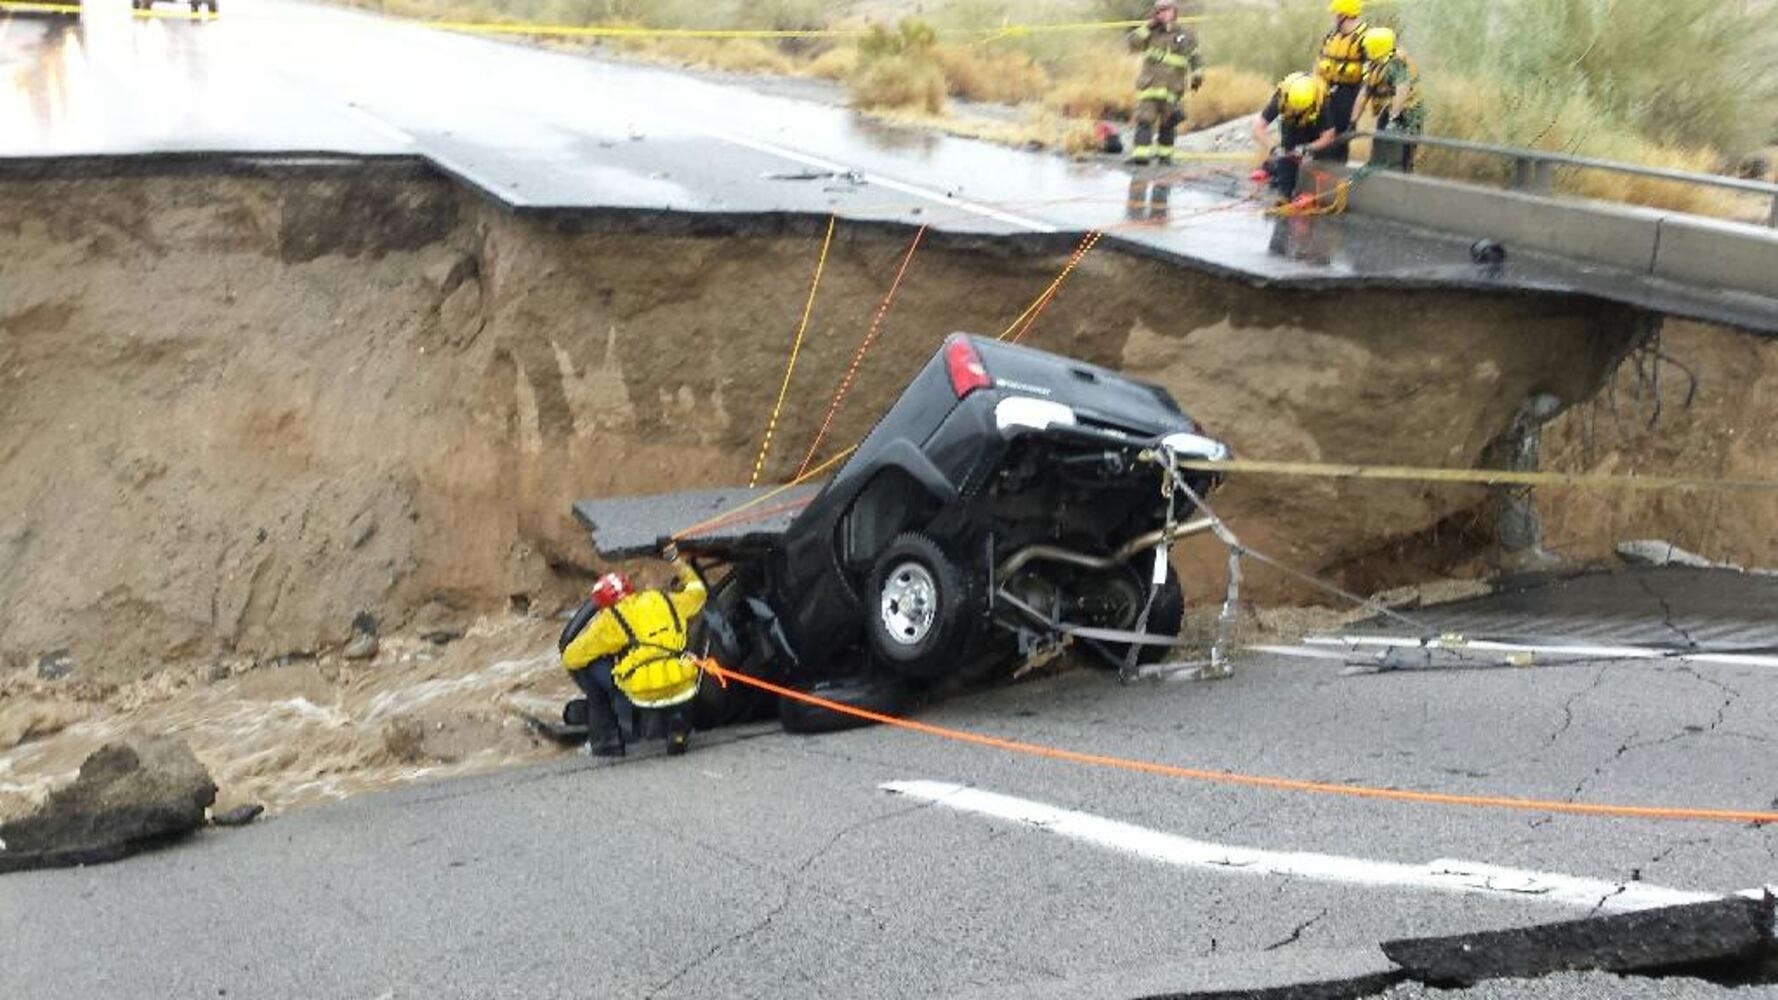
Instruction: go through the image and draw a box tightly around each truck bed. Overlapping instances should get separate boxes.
[571,483,826,560]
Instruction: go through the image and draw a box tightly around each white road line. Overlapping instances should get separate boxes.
[710,130,1058,234]
[1296,635,1778,671]
[882,780,1751,915]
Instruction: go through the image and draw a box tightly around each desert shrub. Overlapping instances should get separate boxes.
[1400,0,1778,154]
[1197,0,1330,84]
[1044,43,1132,119]
[931,43,1051,104]
[1189,66,1274,129]
[849,19,947,112]
[804,46,859,81]
[1415,73,1737,216]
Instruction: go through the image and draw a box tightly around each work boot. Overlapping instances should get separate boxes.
[665,710,692,757]
[584,694,625,758]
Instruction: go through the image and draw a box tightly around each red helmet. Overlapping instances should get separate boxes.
[590,572,635,609]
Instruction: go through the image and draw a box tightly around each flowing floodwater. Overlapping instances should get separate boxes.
[0,617,578,819]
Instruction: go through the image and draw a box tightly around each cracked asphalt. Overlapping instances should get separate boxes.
[4,622,1775,998]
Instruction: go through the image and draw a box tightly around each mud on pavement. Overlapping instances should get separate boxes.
[3,156,1778,816]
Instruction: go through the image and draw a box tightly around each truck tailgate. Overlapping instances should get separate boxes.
[572,483,825,560]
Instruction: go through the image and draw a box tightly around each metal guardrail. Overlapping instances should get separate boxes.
[1356,131,1778,228]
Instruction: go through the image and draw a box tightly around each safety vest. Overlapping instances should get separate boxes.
[1365,53,1422,116]
[608,593,703,708]
[1316,22,1369,86]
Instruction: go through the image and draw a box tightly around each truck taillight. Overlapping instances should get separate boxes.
[945,337,992,398]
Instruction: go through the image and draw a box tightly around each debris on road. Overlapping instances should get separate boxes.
[1618,539,1775,576]
[1381,896,1776,987]
[210,803,266,828]
[0,733,216,874]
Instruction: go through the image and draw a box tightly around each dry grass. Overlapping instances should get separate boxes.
[1416,74,1739,217]
[930,43,1050,104]
[620,36,796,74]
[1189,66,1273,129]
[804,46,859,81]
[1043,44,1130,120]
[849,52,948,113]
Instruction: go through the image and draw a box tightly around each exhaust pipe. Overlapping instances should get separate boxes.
[996,518,1215,580]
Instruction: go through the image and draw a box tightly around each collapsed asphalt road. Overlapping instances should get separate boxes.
[4,639,1775,999]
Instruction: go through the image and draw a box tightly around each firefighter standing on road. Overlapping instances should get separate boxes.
[1315,0,1370,137]
[559,542,708,758]
[1127,0,1203,166]
[1361,28,1426,173]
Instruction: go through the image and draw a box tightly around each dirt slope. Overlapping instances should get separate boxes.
[1541,320,1778,568]
[0,162,1672,683]
[6,160,1776,816]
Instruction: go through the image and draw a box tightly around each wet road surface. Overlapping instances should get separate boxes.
[3,1,1777,332]
[4,624,1776,998]
[3,8,1777,996]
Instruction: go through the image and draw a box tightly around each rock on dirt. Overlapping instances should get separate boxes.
[0,732,217,873]
[342,633,379,660]
[35,649,74,681]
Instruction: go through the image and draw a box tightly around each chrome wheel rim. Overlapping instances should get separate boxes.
[880,562,938,647]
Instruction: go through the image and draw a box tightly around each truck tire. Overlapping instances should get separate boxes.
[779,677,910,734]
[865,533,974,680]
[1087,566,1186,668]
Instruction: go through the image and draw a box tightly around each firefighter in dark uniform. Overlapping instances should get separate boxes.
[1250,72,1339,202]
[1126,0,1203,166]
[1315,0,1370,136]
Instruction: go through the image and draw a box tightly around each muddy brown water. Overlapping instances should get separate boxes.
[2,161,1773,815]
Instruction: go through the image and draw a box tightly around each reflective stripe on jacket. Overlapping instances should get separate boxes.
[1128,23,1202,101]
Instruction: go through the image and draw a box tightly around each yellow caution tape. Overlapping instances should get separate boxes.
[416,18,1146,41]
[1178,458,1778,494]
[0,1,212,14]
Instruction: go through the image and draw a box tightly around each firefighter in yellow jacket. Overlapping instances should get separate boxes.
[1314,0,1370,135]
[560,542,708,757]
[1126,0,1203,165]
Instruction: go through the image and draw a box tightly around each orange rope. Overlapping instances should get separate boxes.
[796,225,927,480]
[700,661,1778,826]
[750,215,836,488]
[672,445,855,542]
[1007,230,1102,345]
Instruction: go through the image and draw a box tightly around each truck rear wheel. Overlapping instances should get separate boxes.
[1085,565,1186,668]
[866,533,974,680]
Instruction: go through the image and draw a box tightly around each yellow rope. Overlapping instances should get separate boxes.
[675,445,856,541]
[999,230,1101,342]
[750,215,835,488]
[1180,458,1778,494]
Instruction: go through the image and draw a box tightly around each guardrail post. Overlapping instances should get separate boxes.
[1768,194,1777,229]
[1531,160,1555,195]
[1507,156,1557,195]
[1510,157,1534,192]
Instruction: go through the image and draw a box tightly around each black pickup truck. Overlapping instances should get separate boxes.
[574,333,1229,729]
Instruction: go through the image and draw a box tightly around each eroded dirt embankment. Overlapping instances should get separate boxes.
[1,160,1768,816]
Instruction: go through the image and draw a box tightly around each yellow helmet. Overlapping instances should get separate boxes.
[1329,0,1362,16]
[1362,26,1396,61]
[1281,73,1324,117]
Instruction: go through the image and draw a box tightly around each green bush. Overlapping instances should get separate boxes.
[1400,0,1778,154]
